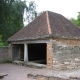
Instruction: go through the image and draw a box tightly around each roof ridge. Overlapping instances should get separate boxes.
[46,11,52,34]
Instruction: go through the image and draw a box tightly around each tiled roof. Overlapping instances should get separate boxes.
[8,11,80,41]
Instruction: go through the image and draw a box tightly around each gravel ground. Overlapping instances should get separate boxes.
[0,63,80,80]
[0,63,37,80]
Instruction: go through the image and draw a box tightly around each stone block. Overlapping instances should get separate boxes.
[0,73,8,79]
[38,77,48,80]
[37,75,48,80]
[69,74,78,79]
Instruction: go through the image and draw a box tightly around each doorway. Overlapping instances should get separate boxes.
[28,43,47,64]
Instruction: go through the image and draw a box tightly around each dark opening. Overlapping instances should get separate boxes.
[28,43,46,64]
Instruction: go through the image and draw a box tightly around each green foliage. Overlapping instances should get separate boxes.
[0,0,25,41]
[0,35,8,46]
[70,12,80,28]
[0,43,4,47]
[70,18,79,26]
[0,35,4,46]
[0,0,37,42]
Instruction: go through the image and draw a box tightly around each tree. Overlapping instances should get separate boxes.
[0,0,37,42]
[23,1,37,23]
[0,35,4,46]
[70,18,79,26]
[70,12,80,28]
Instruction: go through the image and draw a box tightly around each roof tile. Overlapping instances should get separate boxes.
[8,11,80,41]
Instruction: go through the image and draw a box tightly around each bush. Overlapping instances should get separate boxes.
[0,35,9,47]
[0,42,4,47]
[3,42,9,46]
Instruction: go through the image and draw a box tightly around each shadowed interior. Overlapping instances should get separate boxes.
[28,43,46,64]
[12,43,47,64]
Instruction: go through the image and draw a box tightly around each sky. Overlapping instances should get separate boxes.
[28,0,80,19]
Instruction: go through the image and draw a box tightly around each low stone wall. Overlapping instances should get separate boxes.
[0,46,11,63]
[27,73,80,80]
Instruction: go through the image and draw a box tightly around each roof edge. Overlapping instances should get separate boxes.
[46,11,52,34]
[8,34,80,42]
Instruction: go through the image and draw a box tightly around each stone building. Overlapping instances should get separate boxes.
[8,11,80,70]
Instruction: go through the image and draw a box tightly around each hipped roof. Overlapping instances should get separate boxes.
[8,11,80,41]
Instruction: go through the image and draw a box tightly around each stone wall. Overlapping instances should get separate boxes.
[0,46,11,62]
[51,38,80,70]
[28,73,79,80]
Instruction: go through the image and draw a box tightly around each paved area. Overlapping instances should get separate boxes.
[0,63,37,80]
[0,63,80,80]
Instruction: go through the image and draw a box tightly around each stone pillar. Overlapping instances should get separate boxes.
[24,44,28,62]
[47,42,53,69]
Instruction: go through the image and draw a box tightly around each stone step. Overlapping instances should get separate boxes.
[13,60,46,69]
[0,73,8,79]
[27,73,80,80]
[26,62,46,69]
